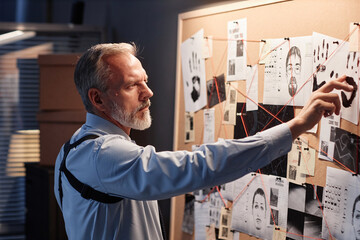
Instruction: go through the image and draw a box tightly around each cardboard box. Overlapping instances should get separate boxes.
[38,54,83,110]
[37,110,86,166]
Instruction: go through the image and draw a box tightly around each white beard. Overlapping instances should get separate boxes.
[110,100,152,130]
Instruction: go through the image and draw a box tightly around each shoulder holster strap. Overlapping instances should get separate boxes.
[58,135,123,207]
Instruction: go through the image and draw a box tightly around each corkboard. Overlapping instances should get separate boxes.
[170,0,360,239]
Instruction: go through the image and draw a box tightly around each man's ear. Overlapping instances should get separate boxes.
[88,88,106,112]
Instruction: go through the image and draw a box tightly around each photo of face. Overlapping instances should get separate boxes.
[286,46,302,97]
[353,196,360,240]
[191,76,201,102]
[252,188,267,231]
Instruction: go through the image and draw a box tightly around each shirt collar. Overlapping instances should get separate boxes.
[85,113,132,141]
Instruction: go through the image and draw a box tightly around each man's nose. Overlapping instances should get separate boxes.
[140,83,153,101]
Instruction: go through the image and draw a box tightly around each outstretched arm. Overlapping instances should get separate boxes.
[287,75,354,140]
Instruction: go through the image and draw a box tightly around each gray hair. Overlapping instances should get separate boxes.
[286,46,301,69]
[74,43,137,113]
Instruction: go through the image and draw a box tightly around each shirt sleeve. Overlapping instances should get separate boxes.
[94,123,292,200]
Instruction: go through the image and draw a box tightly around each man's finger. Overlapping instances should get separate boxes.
[318,75,353,93]
[320,101,336,115]
[313,92,341,115]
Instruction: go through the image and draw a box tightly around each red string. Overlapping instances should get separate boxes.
[213,76,229,139]
[232,173,257,204]
[215,186,228,207]
[205,39,229,140]
[262,26,357,132]
[232,83,284,124]
[194,27,360,239]
[298,143,335,240]
[200,187,216,203]
[208,36,264,43]
[318,146,356,174]
[284,229,325,240]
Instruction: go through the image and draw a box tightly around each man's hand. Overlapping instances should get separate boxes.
[287,75,354,140]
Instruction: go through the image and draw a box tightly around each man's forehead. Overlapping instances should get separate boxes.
[106,53,145,75]
[104,53,134,70]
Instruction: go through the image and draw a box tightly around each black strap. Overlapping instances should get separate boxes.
[58,134,167,240]
[158,203,168,240]
[58,135,123,207]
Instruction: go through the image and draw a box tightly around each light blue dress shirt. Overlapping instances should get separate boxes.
[54,113,292,239]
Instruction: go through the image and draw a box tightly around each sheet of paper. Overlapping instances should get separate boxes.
[322,167,360,240]
[203,108,215,143]
[287,183,324,240]
[209,190,223,228]
[203,36,213,59]
[349,23,360,52]
[205,225,216,240]
[231,174,288,240]
[305,184,324,218]
[341,51,359,125]
[227,18,247,81]
[262,38,284,104]
[181,29,207,112]
[312,32,358,124]
[263,36,313,106]
[300,146,315,177]
[288,183,306,213]
[184,112,195,143]
[303,213,323,240]
[246,65,259,111]
[318,114,340,161]
[259,40,269,65]
[306,124,318,134]
[312,32,347,91]
[194,200,210,240]
[259,39,280,65]
[333,127,360,173]
[287,139,307,185]
[232,231,239,240]
[223,82,238,125]
[194,189,210,240]
[221,172,254,201]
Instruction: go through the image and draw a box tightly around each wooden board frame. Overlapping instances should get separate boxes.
[170,0,360,239]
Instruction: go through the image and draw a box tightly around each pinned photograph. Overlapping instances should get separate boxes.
[207,74,226,108]
[227,18,247,81]
[184,112,195,143]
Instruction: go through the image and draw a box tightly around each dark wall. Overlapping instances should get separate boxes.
[0,0,231,151]
[70,0,227,151]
